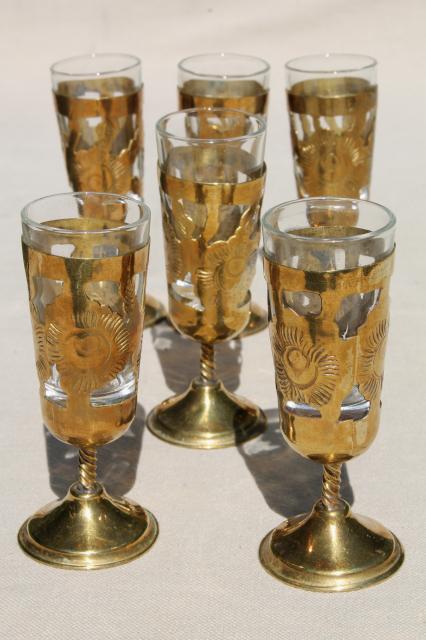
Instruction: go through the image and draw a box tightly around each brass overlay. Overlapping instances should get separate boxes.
[265,250,393,462]
[19,226,158,569]
[260,246,403,591]
[160,158,266,343]
[179,79,268,117]
[53,76,163,328]
[178,78,268,337]
[147,149,267,448]
[24,239,148,447]
[54,77,143,196]
[287,77,377,197]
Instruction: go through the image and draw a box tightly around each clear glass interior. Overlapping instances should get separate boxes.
[286,53,377,88]
[178,53,270,87]
[156,108,266,182]
[51,53,141,93]
[22,192,150,257]
[263,197,395,271]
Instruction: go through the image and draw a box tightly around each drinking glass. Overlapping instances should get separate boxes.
[19,192,158,569]
[286,54,377,199]
[51,53,165,326]
[178,52,270,336]
[259,197,403,591]
[148,108,267,448]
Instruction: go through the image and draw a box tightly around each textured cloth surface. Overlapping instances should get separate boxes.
[0,1,425,638]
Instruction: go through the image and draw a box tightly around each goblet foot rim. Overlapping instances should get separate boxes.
[240,301,268,338]
[147,379,266,449]
[259,501,404,592]
[18,484,158,570]
[144,295,167,329]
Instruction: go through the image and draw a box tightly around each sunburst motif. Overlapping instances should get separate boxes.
[198,207,258,295]
[47,309,130,393]
[272,325,339,407]
[297,130,370,197]
[359,319,388,400]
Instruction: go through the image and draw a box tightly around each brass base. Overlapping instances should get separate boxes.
[147,379,266,449]
[145,294,167,328]
[18,483,158,570]
[259,501,403,592]
[240,301,268,338]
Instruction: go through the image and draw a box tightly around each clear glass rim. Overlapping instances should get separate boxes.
[156,107,266,144]
[178,52,271,80]
[50,53,141,77]
[262,197,396,245]
[21,192,150,236]
[285,53,377,75]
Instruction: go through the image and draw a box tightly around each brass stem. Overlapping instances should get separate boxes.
[79,447,97,492]
[321,463,343,510]
[200,343,216,384]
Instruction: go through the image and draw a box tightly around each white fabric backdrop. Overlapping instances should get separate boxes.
[1,1,425,638]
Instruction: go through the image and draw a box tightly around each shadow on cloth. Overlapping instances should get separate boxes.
[150,321,242,393]
[44,403,146,498]
[238,408,354,518]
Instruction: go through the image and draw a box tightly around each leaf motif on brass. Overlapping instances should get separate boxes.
[358,319,388,400]
[162,212,186,283]
[124,277,137,316]
[47,309,130,394]
[30,302,50,383]
[272,325,339,408]
[70,126,139,195]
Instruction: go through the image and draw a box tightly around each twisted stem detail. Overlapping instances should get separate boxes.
[200,343,216,384]
[79,447,97,492]
[321,463,343,510]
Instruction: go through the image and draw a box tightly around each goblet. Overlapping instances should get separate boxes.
[19,192,158,569]
[286,54,377,199]
[178,53,270,336]
[259,197,403,591]
[51,53,165,327]
[147,108,267,448]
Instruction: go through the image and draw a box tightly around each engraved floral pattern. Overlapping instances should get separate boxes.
[272,325,339,407]
[296,131,370,197]
[160,155,265,342]
[197,207,258,305]
[70,126,139,196]
[47,309,130,393]
[358,319,388,400]
[30,303,50,383]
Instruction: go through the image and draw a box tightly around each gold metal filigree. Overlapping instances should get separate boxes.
[178,79,268,116]
[198,207,259,333]
[30,302,50,383]
[54,77,143,197]
[296,130,370,197]
[23,235,149,448]
[159,154,265,343]
[178,76,269,338]
[147,142,267,448]
[287,77,377,197]
[260,237,403,593]
[272,325,339,408]
[47,309,130,394]
[20,214,159,570]
[358,318,388,400]
[265,248,394,463]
